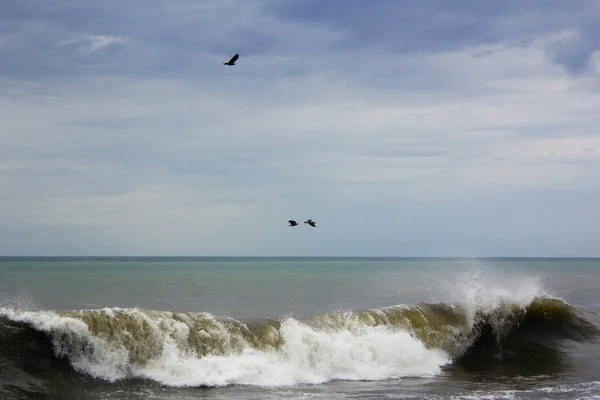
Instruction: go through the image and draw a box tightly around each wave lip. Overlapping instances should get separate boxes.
[0,296,598,387]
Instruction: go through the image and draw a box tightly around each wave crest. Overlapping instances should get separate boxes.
[0,296,597,387]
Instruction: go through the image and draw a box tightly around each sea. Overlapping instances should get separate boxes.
[0,257,599,400]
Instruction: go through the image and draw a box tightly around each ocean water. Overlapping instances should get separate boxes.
[0,257,599,400]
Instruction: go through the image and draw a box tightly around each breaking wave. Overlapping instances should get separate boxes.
[1,295,597,388]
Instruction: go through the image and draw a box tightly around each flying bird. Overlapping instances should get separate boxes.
[288,220,298,227]
[223,53,239,66]
[305,219,316,227]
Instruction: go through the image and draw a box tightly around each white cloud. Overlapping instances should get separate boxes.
[58,34,128,54]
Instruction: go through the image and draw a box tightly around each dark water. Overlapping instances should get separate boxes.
[0,257,599,399]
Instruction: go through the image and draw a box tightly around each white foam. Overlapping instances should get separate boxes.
[535,381,600,395]
[447,381,600,400]
[136,317,450,387]
[0,307,450,387]
[0,307,130,381]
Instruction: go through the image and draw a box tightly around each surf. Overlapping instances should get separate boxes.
[1,295,597,388]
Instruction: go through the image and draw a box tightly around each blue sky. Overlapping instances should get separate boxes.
[1,0,599,256]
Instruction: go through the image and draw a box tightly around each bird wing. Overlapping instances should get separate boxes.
[229,53,239,63]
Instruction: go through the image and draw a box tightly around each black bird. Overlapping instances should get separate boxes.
[223,53,239,66]
[288,220,298,227]
[305,219,316,227]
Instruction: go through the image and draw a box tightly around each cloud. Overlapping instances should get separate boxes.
[549,25,600,74]
[0,1,599,256]
[58,34,128,54]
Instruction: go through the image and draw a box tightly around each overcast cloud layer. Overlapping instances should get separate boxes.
[1,0,599,256]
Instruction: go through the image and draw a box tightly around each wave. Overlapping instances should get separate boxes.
[1,295,598,388]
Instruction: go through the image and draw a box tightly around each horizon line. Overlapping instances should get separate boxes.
[1,256,599,260]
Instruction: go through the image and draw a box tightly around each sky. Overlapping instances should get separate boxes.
[1,0,599,257]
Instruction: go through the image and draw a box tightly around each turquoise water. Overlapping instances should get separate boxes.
[1,257,599,399]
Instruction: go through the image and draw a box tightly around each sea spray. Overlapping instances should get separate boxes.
[0,306,450,386]
[0,308,130,380]
[136,317,449,387]
[1,293,597,387]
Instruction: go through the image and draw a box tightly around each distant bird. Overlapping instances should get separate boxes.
[305,219,316,227]
[288,220,298,227]
[223,53,239,66]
